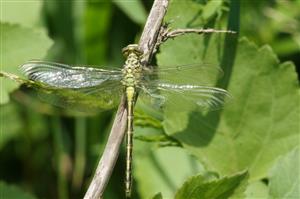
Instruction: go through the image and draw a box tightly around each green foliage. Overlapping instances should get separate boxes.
[152,193,163,199]
[0,0,299,199]
[244,181,268,199]
[0,103,22,149]
[0,181,37,199]
[82,1,112,65]
[268,147,300,198]
[240,1,300,57]
[159,36,299,180]
[0,23,52,104]
[175,171,248,199]
[134,143,204,198]
[0,1,42,27]
[114,0,147,25]
[157,0,299,181]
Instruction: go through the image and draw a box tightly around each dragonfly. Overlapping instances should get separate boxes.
[11,44,230,198]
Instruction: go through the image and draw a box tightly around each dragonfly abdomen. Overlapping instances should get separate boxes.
[122,44,143,198]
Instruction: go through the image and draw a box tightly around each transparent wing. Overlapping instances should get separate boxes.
[32,82,123,113]
[142,63,223,86]
[20,60,123,112]
[21,60,123,88]
[140,82,230,111]
[139,64,230,111]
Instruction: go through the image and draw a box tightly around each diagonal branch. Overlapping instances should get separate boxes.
[84,1,169,198]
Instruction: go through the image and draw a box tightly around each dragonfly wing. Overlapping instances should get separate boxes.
[139,63,229,111]
[20,60,123,112]
[142,63,223,86]
[32,81,123,113]
[21,60,123,88]
[139,81,230,111]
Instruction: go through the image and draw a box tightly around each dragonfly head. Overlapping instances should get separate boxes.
[122,44,143,58]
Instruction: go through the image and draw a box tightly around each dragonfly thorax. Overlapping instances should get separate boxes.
[121,44,143,88]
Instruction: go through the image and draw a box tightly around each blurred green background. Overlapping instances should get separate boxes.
[0,0,299,199]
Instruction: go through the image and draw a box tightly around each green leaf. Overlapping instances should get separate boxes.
[0,181,37,199]
[0,23,53,104]
[159,36,300,180]
[114,0,146,25]
[0,1,42,27]
[268,147,300,199]
[134,138,205,199]
[164,1,205,28]
[202,0,224,21]
[157,0,299,182]
[152,192,163,199]
[0,103,22,150]
[175,171,248,199]
[245,181,269,199]
[82,1,112,65]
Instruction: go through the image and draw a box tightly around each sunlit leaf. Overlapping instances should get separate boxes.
[0,23,53,104]
[245,181,269,199]
[268,147,300,199]
[0,1,42,27]
[175,171,248,199]
[157,0,300,183]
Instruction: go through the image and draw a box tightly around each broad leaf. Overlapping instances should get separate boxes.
[175,171,248,199]
[0,23,53,104]
[0,23,52,104]
[245,181,268,199]
[159,36,299,181]
[268,147,300,199]
[157,0,299,182]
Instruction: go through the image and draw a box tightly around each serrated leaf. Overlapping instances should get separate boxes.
[0,181,37,199]
[175,171,248,199]
[114,0,146,25]
[159,36,300,181]
[0,23,53,104]
[268,147,300,199]
[157,0,299,182]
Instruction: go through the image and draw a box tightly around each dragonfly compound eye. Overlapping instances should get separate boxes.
[122,44,143,57]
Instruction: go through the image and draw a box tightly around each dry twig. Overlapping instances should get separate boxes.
[154,25,236,52]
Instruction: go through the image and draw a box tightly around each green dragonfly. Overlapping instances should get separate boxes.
[5,44,230,197]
